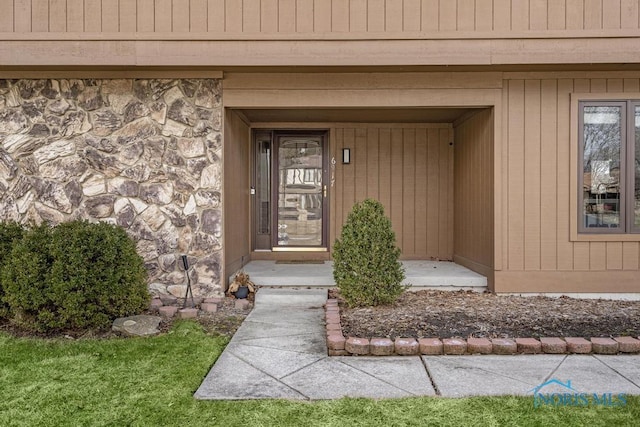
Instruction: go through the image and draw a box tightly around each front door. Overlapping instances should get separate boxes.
[252,130,329,251]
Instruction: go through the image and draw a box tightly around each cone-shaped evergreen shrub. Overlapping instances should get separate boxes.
[1,221,149,332]
[332,199,407,307]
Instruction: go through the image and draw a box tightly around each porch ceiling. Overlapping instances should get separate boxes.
[238,108,474,123]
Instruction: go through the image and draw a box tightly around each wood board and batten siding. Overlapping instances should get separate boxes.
[453,109,494,279]
[330,124,454,261]
[497,73,640,293]
[2,0,640,35]
[223,109,251,276]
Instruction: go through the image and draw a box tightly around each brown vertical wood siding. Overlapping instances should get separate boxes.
[502,75,640,273]
[3,0,639,34]
[223,109,251,280]
[453,109,494,273]
[330,124,454,260]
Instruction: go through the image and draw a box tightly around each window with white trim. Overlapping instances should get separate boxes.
[578,101,640,233]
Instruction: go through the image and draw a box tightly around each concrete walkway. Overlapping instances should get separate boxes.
[195,288,640,400]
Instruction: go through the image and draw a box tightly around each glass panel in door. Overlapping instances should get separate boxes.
[254,132,272,250]
[276,136,324,247]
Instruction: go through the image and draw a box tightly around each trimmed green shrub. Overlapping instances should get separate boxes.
[332,198,407,307]
[1,224,53,326]
[1,221,149,332]
[0,221,26,318]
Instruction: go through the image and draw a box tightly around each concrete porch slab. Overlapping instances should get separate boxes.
[238,260,487,291]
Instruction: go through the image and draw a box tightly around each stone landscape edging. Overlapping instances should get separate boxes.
[325,298,640,356]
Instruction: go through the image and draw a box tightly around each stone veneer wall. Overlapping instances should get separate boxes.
[0,79,224,297]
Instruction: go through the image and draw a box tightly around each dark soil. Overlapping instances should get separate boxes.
[334,289,640,339]
[0,296,250,340]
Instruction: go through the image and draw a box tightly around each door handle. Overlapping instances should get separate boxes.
[323,185,327,198]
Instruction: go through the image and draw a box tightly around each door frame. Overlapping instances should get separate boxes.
[251,128,330,252]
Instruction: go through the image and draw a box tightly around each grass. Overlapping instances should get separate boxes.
[1,321,639,427]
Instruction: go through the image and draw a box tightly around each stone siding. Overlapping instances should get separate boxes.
[0,79,223,297]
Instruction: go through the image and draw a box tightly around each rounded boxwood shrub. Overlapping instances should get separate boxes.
[0,221,26,318]
[1,224,53,326]
[1,220,149,332]
[332,198,407,307]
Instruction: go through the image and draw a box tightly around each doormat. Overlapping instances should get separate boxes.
[275,260,325,264]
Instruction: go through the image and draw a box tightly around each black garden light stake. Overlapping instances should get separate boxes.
[182,255,195,309]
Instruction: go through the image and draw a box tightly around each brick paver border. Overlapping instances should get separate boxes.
[325,298,640,356]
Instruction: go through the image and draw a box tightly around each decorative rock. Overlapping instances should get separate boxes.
[123,100,150,123]
[168,99,197,126]
[540,337,567,354]
[39,156,88,180]
[177,137,205,158]
[140,182,174,205]
[442,338,467,355]
[78,85,103,110]
[139,205,167,231]
[370,338,395,356]
[33,139,75,165]
[159,306,178,318]
[200,302,218,313]
[491,338,517,355]
[614,336,640,353]
[195,190,221,207]
[112,315,161,337]
[327,334,346,351]
[113,117,158,145]
[149,298,163,311]
[0,150,18,180]
[345,337,370,355]
[201,209,222,236]
[177,308,199,319]
[107,177,139,197]
[418,338,443,355]
[85,195,116,218]
[467,338,492,354]
[0,109,28,134]
[118,141,144,165]
[159,294,178,305]
[516,338,542,354]
[115,204,136,228]
[565,337,592,354]
[167,284,187,298]
[91,110,122,136]
[200,164,221,189]
[47,98,71,115]
[235,299,251,310]
[591,337,618,354]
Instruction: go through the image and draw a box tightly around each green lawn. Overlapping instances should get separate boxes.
[1,321,639,427]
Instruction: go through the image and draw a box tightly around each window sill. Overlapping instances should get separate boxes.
[571,232,640,242]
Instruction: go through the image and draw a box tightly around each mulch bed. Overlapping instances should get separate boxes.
[333,289,640,340]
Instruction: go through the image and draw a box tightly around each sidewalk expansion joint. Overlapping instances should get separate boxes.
[336,358,425,397]
[227,348,312,400]
[593,355,640,391]
[541,354,568,384]
[420,356,441,396]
